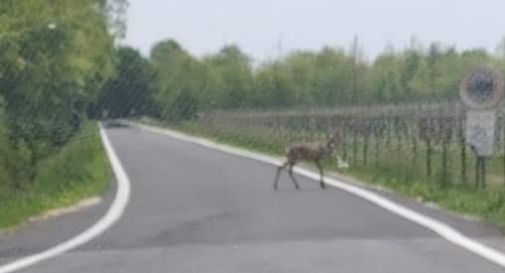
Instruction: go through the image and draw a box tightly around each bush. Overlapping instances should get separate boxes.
[0,122,111,229]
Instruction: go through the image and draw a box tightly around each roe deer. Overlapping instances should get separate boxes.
[273,132,345,191]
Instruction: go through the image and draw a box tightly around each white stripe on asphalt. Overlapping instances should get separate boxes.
[0,123,131,273]
[136,122,505,269]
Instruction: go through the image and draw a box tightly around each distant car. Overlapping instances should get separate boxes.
[104,119,129,128]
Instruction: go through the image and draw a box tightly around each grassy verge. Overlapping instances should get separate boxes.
[0,122,111,229]
[142,118,505,233]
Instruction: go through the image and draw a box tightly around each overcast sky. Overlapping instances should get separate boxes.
[124,0,505,62]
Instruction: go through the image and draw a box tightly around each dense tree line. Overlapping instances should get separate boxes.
[95,38,505,122]
[0,0,126,190]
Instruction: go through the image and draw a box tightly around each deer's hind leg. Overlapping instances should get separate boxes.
[315,160,326,189]
[274,162,289,191]
[288,164,300,190]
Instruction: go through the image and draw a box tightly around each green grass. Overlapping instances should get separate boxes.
[350,168,505,229]
[143,118,505,233]
[0,122,111,229]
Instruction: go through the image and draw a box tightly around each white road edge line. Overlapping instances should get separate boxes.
[136,122,505,269]
[0,123,131,273]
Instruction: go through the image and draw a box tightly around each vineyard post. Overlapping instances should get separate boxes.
[342,118,348,161]
[459,115,467,185]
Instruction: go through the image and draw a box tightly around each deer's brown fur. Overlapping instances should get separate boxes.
[274,133,339,191]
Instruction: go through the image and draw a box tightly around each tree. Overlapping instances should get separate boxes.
[312,47,359,105]
[150,39,206,120]
[371,53,402,102]
[203,45,254,109]
[281,51,317,105]
[254,61,296,108]
[91,47,158,119]
[0,0,116,186]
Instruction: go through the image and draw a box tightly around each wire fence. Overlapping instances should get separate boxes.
[163,100,505,191]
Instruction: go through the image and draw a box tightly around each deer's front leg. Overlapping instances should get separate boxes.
[274,162,288,191]
[315,160,326,189]
[288,164,300,190]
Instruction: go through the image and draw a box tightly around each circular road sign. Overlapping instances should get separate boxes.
[460,66,504,109]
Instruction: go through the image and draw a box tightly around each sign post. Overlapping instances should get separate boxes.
[460,66,504,189]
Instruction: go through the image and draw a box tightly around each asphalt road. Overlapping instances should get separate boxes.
[1,126,505,272]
